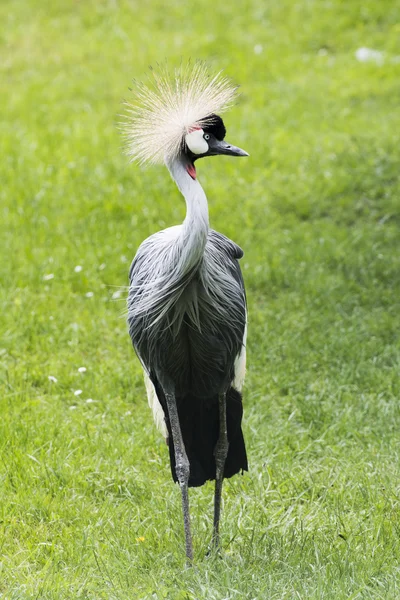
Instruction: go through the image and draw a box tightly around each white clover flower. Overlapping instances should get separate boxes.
[78,367,87,373]
[74,389,82,396]
[355,47,384,65]
[74,265,83,273]
[48,375,57,383]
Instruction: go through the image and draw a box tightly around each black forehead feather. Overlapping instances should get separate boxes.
[200,114,226,140]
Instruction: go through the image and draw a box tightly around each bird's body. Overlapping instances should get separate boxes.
[128,157,248,485]
[123,64,249,560]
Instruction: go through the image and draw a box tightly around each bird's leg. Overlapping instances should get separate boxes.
[165,391,193,563]
[212,392,229,550]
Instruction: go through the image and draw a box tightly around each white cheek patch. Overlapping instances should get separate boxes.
[185,128,209,155]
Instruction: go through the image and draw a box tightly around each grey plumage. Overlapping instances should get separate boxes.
[128,227,246,398]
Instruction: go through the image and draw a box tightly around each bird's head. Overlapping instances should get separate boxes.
[122,62,248,177]
[184,114,248,179]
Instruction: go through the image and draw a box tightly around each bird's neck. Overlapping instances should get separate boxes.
[166,156,209,270]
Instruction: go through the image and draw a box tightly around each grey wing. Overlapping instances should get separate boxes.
[207,229,246,306]
[127,243,150,369]
[128,241,169,435]
[205,230,247,391]
[211,231,247,392]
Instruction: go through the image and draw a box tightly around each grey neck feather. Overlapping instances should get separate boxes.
[166,155,209,272]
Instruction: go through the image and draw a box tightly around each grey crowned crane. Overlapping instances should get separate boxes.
[123,63,249,561]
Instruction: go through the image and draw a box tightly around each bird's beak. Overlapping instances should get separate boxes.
[208,138,249,157]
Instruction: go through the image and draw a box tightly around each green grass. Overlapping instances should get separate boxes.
[1,0,400,597]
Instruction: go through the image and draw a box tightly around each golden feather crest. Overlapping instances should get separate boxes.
[121,62,237,165]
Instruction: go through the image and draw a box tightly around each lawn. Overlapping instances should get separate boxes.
[1,0,400,598]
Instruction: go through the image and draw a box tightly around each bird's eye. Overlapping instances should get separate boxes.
[204,134,210,141]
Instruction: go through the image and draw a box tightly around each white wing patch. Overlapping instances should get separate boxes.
[143,370,168,437]
[232,317,247,392]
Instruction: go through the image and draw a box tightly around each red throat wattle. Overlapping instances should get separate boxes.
[186,162,197,180]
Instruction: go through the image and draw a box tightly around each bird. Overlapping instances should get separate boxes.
[122,62,249,561]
